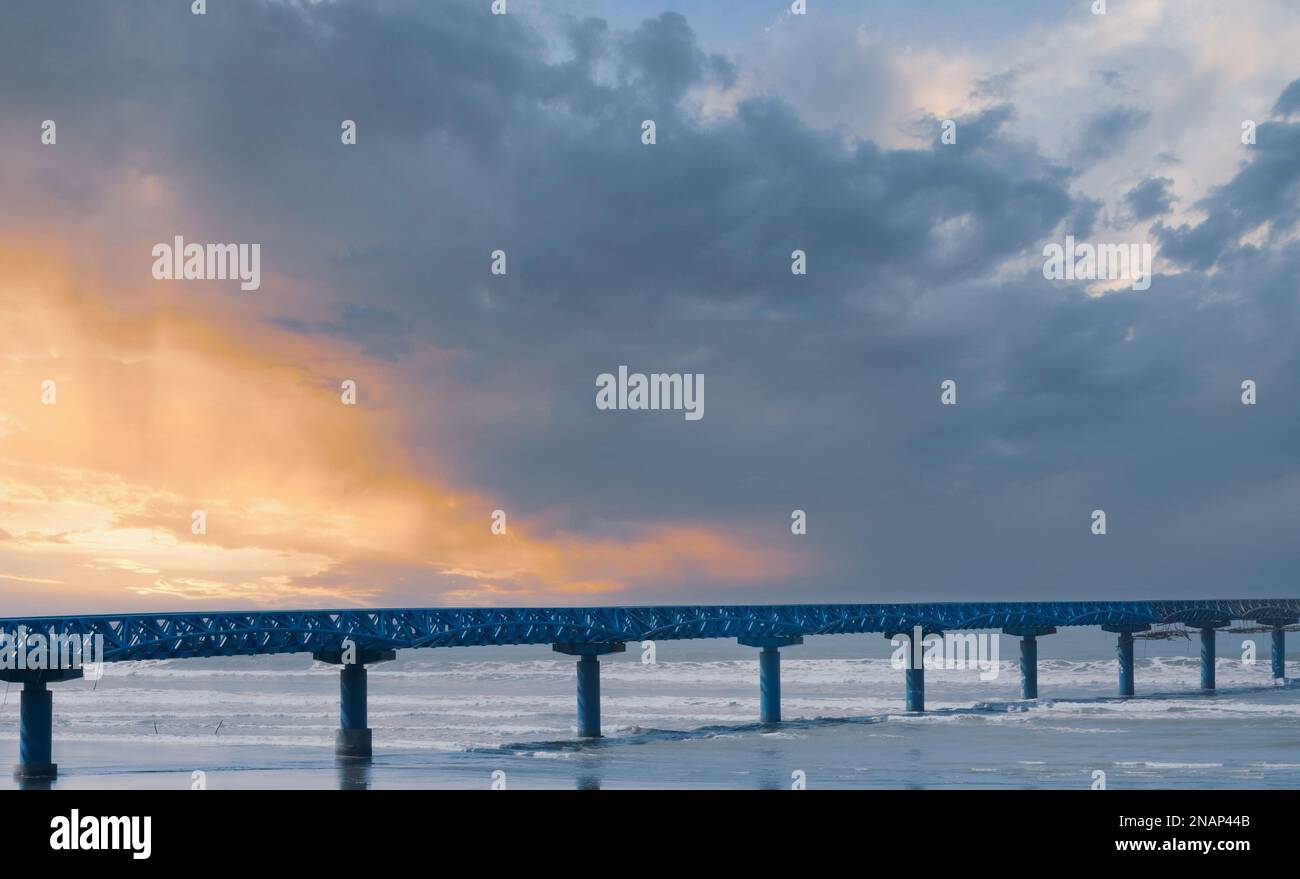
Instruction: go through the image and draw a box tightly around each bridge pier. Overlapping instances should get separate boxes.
[313,648,396,759]
[1274,626,1288,681]
[1102,625,1149,697]
[1255,619,1297,681]
[553,643,625,738]
[1117,633,1134,697]
[738,635,803,723]
[1187,618,1230,691]
[1004,627,1055,700]
[905,666,924,712]
[1,669,83,782]
[1199,627,1217,691]
[1020,638,1038,699]
[886,629,937,712]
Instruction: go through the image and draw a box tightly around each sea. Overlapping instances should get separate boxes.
[1,628,1295,790]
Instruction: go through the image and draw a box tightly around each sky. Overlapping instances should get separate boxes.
[1,0,1299,614]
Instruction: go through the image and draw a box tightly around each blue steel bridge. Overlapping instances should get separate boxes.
[2,598,1298,782]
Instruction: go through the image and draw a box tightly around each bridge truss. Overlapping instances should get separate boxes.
[2,599,1298,663]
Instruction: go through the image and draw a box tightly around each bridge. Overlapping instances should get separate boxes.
[2,598,1298,782]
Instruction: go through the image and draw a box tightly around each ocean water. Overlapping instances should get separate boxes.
[1,630,1295,789]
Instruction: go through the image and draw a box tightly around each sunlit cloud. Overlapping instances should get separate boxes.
[0,241,814,613]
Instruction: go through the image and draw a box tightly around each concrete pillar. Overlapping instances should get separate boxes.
[1273,627,1286,681]
[1004,627,1054,700]
[739,635,803,724]
[339,661,369,753]
[576,654,601,738]
[313,647,396,759]
[1200,627,1217,691]
[3,668,83,781]
[1117,632,1135,697]
[1019,636,1039,700]
[1101,625,1151,698]
[553,643,626,739]
[759,648,780,723]
[18,681,54,779]
[905,666,924,712]
[887,628,936,713]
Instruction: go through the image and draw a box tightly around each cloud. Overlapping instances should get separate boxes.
[1123,176,1175,221]
[0,573,63,585]
[0,242,811,612]
[1154,118,1300,270]
[4,0,1300,612]
[971,70,1020,101]
[1272,76,1300,119]
[1069,105,1152,167]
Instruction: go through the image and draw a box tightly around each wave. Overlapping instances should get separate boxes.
[2,655,1295,756]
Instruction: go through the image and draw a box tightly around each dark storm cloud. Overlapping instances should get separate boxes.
[0,1,1075,312]
[1272,76,1300,118]
[1122,176,1174,221]
[1069,105,1152,166]
[619,11,736,100]
[1067,196,1103,239]
[7,1,1300,601]
[1154,119,1300,270]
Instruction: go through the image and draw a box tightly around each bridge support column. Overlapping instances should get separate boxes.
[1100,625,1149,698]
[1,669,83,781]
[887,628,937,712]
[1005,627,1055,700]
[340,662,369,751]
[577,655,600,737]
[1019,638,1038,699]
[759,648,780,722]
[1199,627,1217,691]
[1117,633,1134,697]
[905,666,924,712]
[553,643,625,738]
[1257,619,1296,682]
[739,635,803,724]
[19,682,54,779]
[313,648,396,759]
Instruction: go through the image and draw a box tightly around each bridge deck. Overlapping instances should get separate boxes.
[2,599,1298,662]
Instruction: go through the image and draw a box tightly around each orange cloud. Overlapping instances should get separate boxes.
[0,240,814,613]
